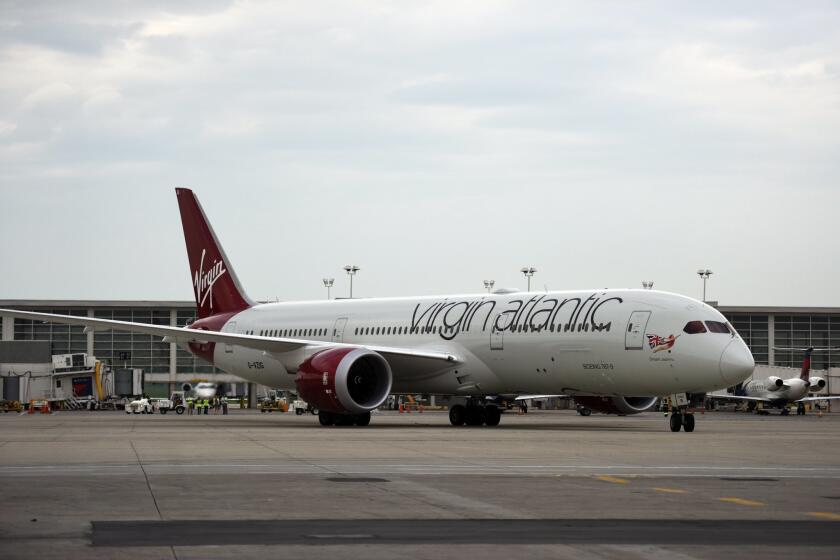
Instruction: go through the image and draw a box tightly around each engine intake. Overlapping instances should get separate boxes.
[767,376,784,391]
[295,347,392,414]
[808,377,826,390]
[574,396,658,415]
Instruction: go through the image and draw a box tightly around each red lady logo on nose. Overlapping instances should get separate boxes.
[647,334,679,353]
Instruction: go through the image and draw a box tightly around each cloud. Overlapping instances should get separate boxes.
[0,1,839,304]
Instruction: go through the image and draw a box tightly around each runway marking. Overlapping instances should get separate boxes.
[652,487,688,494]
[719,497,766,507]
[595,475,630,484]
[807,512,840,521]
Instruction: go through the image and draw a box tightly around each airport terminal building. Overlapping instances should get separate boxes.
[2,299,839,401]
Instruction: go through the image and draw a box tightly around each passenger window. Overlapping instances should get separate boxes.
[683,321,707,334]
[705,321,731,334]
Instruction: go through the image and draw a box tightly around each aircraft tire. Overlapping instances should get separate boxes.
[333,414,354,426]
[669,412,682,432]
[354,412,371,426]
[683,413,695,432]
[318,411,334,426]
[484,405,501,427]
[465,405,485,426]
[578,408,592,416]
[449,405,466,426]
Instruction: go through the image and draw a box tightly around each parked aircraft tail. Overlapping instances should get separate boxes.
[799,347,814,382]
[175,188,254,319]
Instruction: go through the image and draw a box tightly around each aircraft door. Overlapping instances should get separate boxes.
[490,312,505,350]
[625,311,651,350]
[332,317,348,343]
[225,321,236,353]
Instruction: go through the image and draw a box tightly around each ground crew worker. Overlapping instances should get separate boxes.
[203,399,209,414]
[221,396,228,415]
[187,398,194,416]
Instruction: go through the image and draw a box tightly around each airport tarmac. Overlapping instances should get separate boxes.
[1,409,839,559]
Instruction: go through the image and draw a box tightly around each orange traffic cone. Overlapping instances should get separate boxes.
[399,403,404,414]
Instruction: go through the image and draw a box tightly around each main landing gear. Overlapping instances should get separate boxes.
[448,402,501,427]
[668,410,695,432]
[318,410,371,427]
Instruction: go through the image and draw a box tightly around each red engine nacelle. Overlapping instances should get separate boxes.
[295,347,392,414]
[574,396,658,415]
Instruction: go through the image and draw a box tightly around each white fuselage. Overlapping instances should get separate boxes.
[200,289,754,397]
[742,378,809,403]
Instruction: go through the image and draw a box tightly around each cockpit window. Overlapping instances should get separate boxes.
[683,321,707,334]
[705,321,731,334]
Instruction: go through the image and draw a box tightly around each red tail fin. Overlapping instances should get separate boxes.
[176,188,253,319]
[799,347,814,381]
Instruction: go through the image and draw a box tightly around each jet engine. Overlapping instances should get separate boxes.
[294,347,392,414]
[573,396,658,415]
[808,377,826,390]
[766,376,784,391]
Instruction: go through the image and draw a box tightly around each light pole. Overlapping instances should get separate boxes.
[483,280,495,293]
[697,269,713,302]
[520,267,537,291]
[344,265,359,298]
[642,281,654,290]
[322,278,334,300]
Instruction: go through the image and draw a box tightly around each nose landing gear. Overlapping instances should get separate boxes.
[666,394,697,432]
[668,411,695,432]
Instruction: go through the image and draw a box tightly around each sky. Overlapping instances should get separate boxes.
[1,1,839,306]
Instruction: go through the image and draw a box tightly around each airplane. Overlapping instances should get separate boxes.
[0,188,755,432]
[710,347,839,415]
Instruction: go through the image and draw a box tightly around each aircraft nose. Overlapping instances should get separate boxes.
[719,340,755,386]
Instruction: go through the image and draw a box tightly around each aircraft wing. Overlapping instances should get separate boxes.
[707,393,772,403]
[796,396,840,403]
[0,309,460,367]
[514,394,571,400]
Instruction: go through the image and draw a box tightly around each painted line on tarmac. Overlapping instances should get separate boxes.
[595,475,631,484]
[719,497,767,507]
[3,462,840,472]
[652,487,689,494]
[807,512,840,521]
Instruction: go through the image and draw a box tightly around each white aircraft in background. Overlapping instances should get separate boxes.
[0,188,754,432]
[711,347,839,415]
